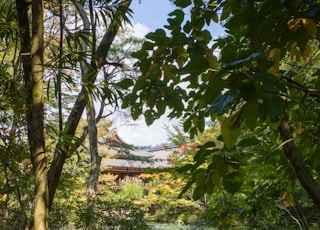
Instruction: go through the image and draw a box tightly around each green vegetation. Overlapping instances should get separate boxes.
[1,0,320,229]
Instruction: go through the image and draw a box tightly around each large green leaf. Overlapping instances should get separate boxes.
[175,0,192,8]
[222,171,243,194]
[178,180,194,198]
[253,71,286,92]
[145,29,169,45]
[221,113,241,150]
[209,89,239,116]
[115,78,133,89]
[260,96,286,122]
[243,99,259,131]
[238,138,260,147]
[195,170,205,187]
[223,53,260,70]
[192,185,206,200]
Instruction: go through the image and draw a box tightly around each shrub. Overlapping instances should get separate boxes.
[74,198,151,230]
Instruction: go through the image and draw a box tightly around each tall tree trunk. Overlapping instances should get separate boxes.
[85,94,101,230]
[279,120,320,209]
[30,0,48,229]
[47,0,132,210]
[16,0,48,228]
[86,1,101,228]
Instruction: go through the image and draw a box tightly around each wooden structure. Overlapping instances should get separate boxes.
[99,131,177,178]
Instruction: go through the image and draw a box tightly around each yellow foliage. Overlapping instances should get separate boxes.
[268,48,281,76]
[295,122,305,135]
[302,44,311,61]
[287,18,301,33]
[302,18,318,38]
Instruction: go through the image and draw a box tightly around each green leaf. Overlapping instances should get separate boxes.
[223,53,260,70]
[131,49,148,60]
[260,97,286,122]
[168,9,185,26]
[179,59,209,76]
[175,0,192,8]
[243,99,259,131]
[131,104,142,120]
[195,30,212,43]
[206,182,215,195]
[183,118,192,132]
[145,29,169,45]
[144,110,156,126]
[211,172,222,188]
[133,76,147,91]
[156,100,166,116]
[222,172,243,194]
[221,114,241,150]
[179,180,194,198]
[254,71,286,92]
[195,170,205,186]
[176,163,193,173]
[212,155,229,176]
[208,89,239,115]
[238,138,260,147]
[192,185,206,200]
[199,141,216,150]
[115,78,133,89]
[194,149,210,162]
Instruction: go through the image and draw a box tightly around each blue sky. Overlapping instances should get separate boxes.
[131,0,174,30]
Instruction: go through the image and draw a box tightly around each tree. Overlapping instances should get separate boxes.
[47,0,133,212]
[124,0,320,215]
[16,0,48,228]
[1,0,135,228]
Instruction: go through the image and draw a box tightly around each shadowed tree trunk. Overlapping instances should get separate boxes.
[16,0,48,228]
[30,0,48,229]
[279,120,320,209]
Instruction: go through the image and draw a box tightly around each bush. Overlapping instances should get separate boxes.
[74,198,151,230]
[118,177,146,201]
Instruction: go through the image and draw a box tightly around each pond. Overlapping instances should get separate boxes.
[150,223,215,230]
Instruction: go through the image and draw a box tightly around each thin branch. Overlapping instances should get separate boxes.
[281,76,320,99]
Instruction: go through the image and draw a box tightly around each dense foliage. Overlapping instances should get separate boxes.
[2,0,320,228]
[123,0,320,228]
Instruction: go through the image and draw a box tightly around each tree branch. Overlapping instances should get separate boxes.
[48,0,133,210]
[279,119,320,209]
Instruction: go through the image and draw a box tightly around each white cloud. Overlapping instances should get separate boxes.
[131,22,150,38]
[117,115,178,146]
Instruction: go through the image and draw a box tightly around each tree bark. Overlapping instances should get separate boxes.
[30,0,48,229]
[47,0,132,210]
[85,2,101,228]
[85,93,101,230]
[279,120,320,209]
[16,0,48,228]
